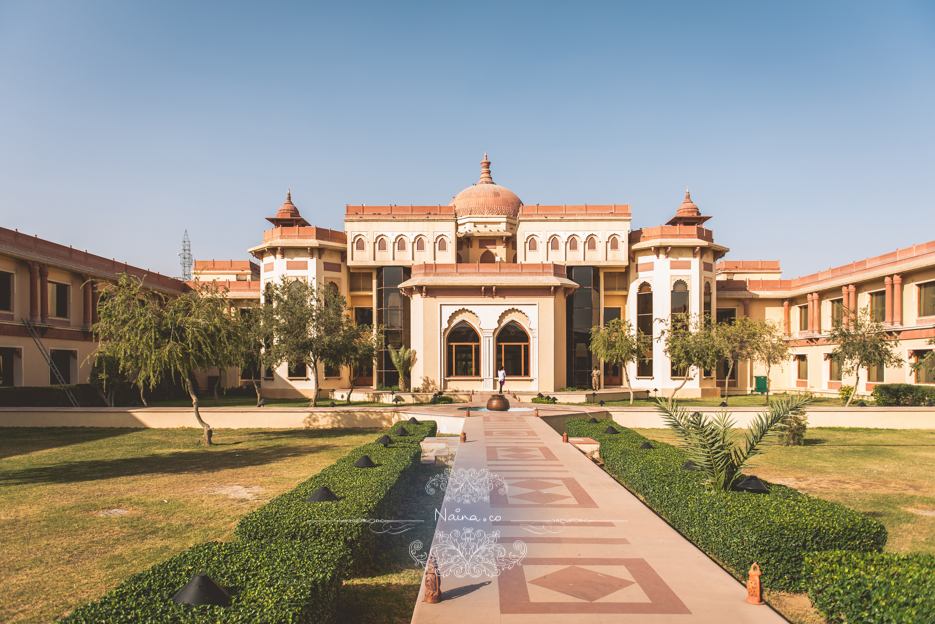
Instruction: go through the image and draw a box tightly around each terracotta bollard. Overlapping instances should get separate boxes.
[460,431,466,443]
[424,555,442,603]
[465,406,470,417]
[534,407,539,418]
[562,432,568,443]
[746,563,764,605]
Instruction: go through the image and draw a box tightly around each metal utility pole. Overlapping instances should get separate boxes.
[179,230,193,281]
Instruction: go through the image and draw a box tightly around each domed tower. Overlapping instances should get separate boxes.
[450,153,523,263]
[266,190,310,228]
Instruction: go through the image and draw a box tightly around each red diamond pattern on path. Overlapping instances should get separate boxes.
[512,490,572,504]
[529,565,635,602]
[510,479,563,491]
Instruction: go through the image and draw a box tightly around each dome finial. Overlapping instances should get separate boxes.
[479,152,493,184]
[685,187,690,200]
[287,189,291,201]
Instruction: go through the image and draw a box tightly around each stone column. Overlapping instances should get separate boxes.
[848,285,856,323]
[82,275,92,329]
[893,275,902,326]
[28,262,40,323]
[812,293,821,334]
[884,276,893,325]
[481,329,495,391]
[783,300,790,335]
[91,282,100,326]
[39,265,49,323]
[841,285,849,325]
[742,298,750,318]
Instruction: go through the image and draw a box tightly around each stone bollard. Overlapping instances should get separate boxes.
[460,431,466,443]
[562,432,568,443]
[746,563,764,605]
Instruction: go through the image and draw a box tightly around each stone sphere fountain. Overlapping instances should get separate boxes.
[486,393,510,411]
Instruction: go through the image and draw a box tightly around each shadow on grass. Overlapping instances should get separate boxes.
[0,427,139,460]
[0,442,339,485]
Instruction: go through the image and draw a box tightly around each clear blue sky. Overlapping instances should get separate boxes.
[2,1,933,279]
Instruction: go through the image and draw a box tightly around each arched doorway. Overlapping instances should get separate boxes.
[496,321,529,377]
[446,322,480,378]
[479,250,495,263]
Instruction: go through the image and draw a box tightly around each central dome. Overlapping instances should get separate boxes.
[450,153,523,218]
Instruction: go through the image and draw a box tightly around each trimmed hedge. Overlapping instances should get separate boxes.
[60,419,437,623]
[566,418,887,592]
[0,384,106,407]
[805,551,935,623]
[61,540,341,624]
[871,383,935,406]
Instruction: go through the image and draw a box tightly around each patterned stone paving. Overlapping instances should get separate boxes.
[409,412,788,623]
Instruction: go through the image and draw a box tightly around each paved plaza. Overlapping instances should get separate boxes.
[410,400,787,623]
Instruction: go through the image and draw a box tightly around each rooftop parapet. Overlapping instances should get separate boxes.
[345,205,456,218]
[629,224,714,244]
[519,204,631,217]
[194,260,260,272]
[411,262,568,278]
[717,260,781,272]
[262,226,348,245]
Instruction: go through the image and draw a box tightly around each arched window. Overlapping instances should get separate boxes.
[671,280,689,316]
[479,250,495,263]
[415,237,425,251]
[610,236,619,251]
[550,237,559,251]
[377,237,387,252]
[438,237,447,252]
[355,238,365,251]
[397,238,407,252]
[447,322,480,377]
[587,236,597,251]
[496,321,529,377]
[569,237,578,251]
[637,283,653,377]
[528,237,538,252]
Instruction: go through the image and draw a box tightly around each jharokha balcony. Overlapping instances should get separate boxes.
[399,262,578,296]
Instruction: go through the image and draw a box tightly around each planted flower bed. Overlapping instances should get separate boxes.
[566,418,887,592]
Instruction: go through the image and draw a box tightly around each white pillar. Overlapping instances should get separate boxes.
[482,329,495,390]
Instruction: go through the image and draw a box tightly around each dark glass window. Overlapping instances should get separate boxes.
[870,291,885,323]
[50,282,69,318]
[917,351,934,384]
[49,349,71,384]
[717,308,737,325]
[832,299,845,325]
[671,280,689,316]
[867,364,884,383]
[496,321,529,377]
[350,272,372,292]
[637,283,653,377]
[447,322,480,377]
[325,362,340,378]
[604,272,626,291]
[288,361,307,379]
[0,347,15,386]
[377,266,410,387]
[566,267,599,388]
[830,357,842,381]
[920,282,935,317]
[797,355,808,380]
[603,307,621,323]
[799,305,809,331]
[703,282,712,322]
[0,272,11,312]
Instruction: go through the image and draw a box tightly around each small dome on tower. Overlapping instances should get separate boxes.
[666,188,711,226]
[266,190,310,227]
[450,153,523,218]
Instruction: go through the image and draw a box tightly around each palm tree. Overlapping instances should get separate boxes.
[388,345,417,392]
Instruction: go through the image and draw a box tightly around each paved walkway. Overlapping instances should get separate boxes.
[410,410,788,623]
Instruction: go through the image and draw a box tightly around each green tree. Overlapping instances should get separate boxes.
[829,306,903,407]
[658,313,721,399]
[589,317,650,405]
[657,394,811,491]
[751,319,791,403]
[716,315,763,405]
[262,279,363,406]
[234,304,278,407]
[911,337,935,383]
[88,352,131,407]
[337,323,384,403]
[93,275,240,445]
[388,344,417,392]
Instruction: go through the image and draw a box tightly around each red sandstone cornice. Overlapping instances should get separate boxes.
[0,226,189,294]
[185,280,261,296]
[723,239,935,296]
[717,260,781,272]
[194,260,260,272]
[629,225,714,244]
[345,205,456,218]
[411,262,568,278]
[262,226,347,245]
[519,204,630,217]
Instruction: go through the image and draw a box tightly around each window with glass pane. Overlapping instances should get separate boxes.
[0,272,11,312]
[50,283,69,318]
[447,322,479,377]
[603,307,621,323]
[0,347,15,386]
[799,305,809,331]
[288,361,307,379]
[604,272,626,291]
[325,362,340,377]
[829,357,842,381]
[867,364,884,383]
[919,282,935,317]
[377,267,410,387]
[831,299,845,326]
[50,349,72,384]
[351,272,372,292]
[703,282,711,322]
[496,321,529,377]
[797,355,808,380]
[870,291,885,323]
[637,283,653,377]
[671,280,689,316]
[917,351,934,384]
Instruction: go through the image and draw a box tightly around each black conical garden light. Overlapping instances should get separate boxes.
[588,417,599,424]
[354,455,377,468]
[307,486,339,502]
[395,426,410,437]
[407,417,419,424]
[173,573,230,606]
[376,435,393,447]
[603,426,618,435]
[734,476,770,494]
[639,442,654,450]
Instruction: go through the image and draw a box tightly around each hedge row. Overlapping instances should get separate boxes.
[805,551,935,623]
[0,384,106,407]
[61,419,437,623]
[566,418,887,592]
[871,383,935,406]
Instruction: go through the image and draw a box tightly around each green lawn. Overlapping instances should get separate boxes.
[145,397,397,408]
[0,427,382,624]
